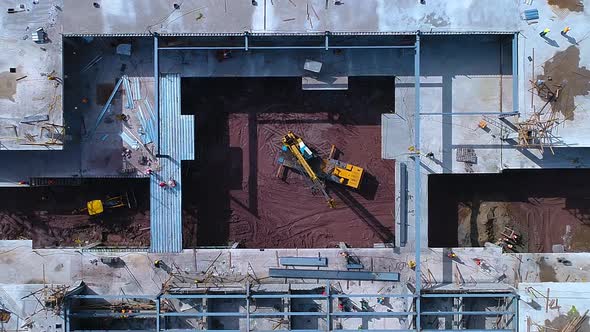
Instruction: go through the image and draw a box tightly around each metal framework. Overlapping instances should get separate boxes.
[76,31,521,332]
[65,291,516,332]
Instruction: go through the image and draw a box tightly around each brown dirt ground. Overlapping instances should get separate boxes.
[182,77,395,248]
[547,0,584,12]
[458,198,590,253]
[430,170,590,253]
[537,46,590,120]
[0,180,150,248]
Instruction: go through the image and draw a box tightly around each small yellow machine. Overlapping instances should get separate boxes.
[75,193,134,216]
[323,145,364,189]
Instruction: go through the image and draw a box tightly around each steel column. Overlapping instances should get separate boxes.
[326,281,331,331]
[399,162,408,247]
[154,33,160,155]
[156,296,160,331]
[512,33,519,114]
[413,31,422,332]
[246,282,251,332]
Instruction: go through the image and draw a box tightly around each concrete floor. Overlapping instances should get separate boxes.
[61,0,520,35]
[1,0,590,331]
[0,0,63,150]
[1,241,590,330]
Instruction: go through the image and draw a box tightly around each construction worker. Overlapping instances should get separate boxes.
[145,168,153,176]
[168,178,177,188]
[159,181,167,188]
[540,28,550,37]
[473,258,482,266]
[154,260,162,268]
[561,27,571,35]
[408,260,416,270]
[377,297,385,305]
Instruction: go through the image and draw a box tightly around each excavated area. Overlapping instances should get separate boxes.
[182,77,395,248]
[429,169,590,253]
[0,179,150,248]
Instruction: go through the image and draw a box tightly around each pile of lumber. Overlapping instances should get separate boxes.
[561,309,588,332]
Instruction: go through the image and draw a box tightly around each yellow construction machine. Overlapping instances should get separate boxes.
[74,192,135,216]
[322,145,364,190]
[278,131,364,208]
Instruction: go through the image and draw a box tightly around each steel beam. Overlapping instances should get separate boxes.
[69,312,157,318]
[251,294,326,299]
[419,111,519,116]
[422,330,513,332]
[279,257,328,267]
[413,31,422,332]
[154,33,160,155]
[335,294,415,298]
[421,311,514,316]
[512,32,519,113]
[399,162,408,246]
[86,77,123,139]
[156,297,160,332]
[332,312,416,317]
[161,312,244,317]
[268,268,400,281]
[160,294,246,299]
[68,294,156,299]
[421,293,515,298]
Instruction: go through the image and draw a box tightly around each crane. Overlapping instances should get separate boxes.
[282,131,336,208]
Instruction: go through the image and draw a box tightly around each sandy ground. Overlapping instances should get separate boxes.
[182,77,395,248]
[0,180,150,248]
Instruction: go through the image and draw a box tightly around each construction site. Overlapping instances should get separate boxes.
[1,0,590,331]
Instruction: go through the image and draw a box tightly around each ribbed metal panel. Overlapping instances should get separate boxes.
[150,73,195,253]
[180,115,195,160]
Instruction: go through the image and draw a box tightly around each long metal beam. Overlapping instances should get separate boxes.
[157,33,415,51]
[279,257,328,267]
[419,111,519,116]
[420,311,514,316]
[159,45,415,51]
[268,268,400,281]
[421,293,516,298]
[413,31,422,332]
[399,162,408,247]
[512,32,519,114]
[154,33,160,155]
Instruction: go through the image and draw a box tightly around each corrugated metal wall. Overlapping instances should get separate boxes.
[150,73,195,253]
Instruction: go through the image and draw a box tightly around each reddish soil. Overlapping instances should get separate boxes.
[182,77,395,248]
[429,170,590,253]
[547,0,584,12]
[0,179,150,248]
[537,46,590,120]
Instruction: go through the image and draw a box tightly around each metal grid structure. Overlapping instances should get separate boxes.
[64,290,517,332]
[111,31,523,331]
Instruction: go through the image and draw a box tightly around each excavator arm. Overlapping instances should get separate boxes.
[282,132,335,208]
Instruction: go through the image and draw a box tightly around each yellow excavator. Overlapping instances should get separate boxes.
[74,192,135,216]
[279,131,364,208]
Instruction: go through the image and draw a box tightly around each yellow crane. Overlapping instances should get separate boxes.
[282,132,336,208]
